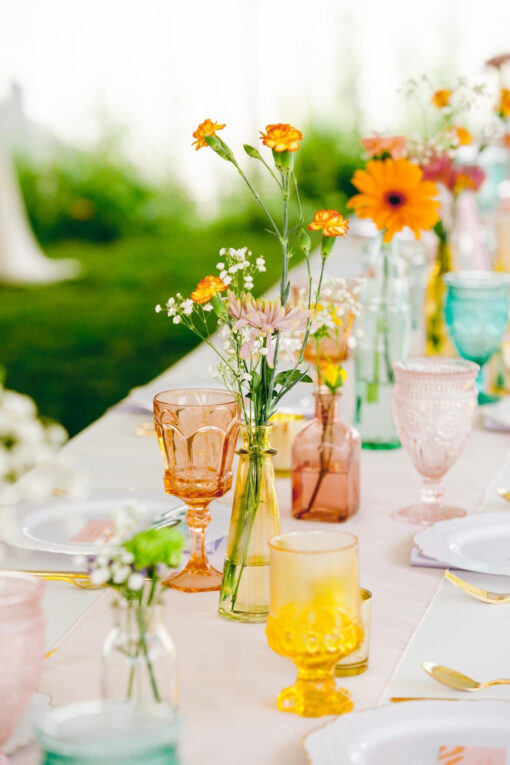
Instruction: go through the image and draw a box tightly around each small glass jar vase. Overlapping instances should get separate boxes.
[218,424,280,623]
[354,237,411,449]
[102,600,178,707]
[291,391,360,522]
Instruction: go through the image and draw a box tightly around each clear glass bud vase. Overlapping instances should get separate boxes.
[354,237,411,449]
[218,425,280,623]
[102,600,178,707]
[291,391,360,521]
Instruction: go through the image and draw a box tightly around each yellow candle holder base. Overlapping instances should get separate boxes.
[335,657,368,677]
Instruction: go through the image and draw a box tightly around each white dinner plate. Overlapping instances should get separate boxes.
[304,700,510,764]
[414,513,510,576]
[10,491,230,555]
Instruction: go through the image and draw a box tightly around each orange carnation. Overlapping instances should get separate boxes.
[431,89,452,109]
[361,135,408,159]
[504,133,510,150]
[308,210,349,237]
[192,119,226,150]
[497,88,510,118]
[347,158,440,243]
[453,126,472,146]
[260,123,303,153]
[190,275,227,304]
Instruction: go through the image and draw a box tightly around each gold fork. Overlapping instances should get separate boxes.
[444,570,510,604]
[12,570,103,590]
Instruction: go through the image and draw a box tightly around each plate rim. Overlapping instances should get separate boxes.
[413,512,510,576]
[303,699,510,764]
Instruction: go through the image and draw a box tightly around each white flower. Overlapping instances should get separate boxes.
[228,265,238,274]
[216,262,225,270]
[173,315,181,324]
[219,248,227,256]
[74,554,88,569]
[181,299,193,316]
[128,573,145,591]
[155,304,162,313]
[203,303,213,312]
[219,270,228,280]
[256,257,265,272]
[90,567,111,586]
[222,276,232,286]
[112,565,132,584]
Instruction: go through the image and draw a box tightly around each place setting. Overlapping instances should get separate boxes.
[3,24,510,765]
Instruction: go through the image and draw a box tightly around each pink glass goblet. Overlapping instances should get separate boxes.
[0,573,45,757]
[392,358,479,525]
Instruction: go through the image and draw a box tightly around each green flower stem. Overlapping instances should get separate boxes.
[228,449,264,612]
[231,159,281,241]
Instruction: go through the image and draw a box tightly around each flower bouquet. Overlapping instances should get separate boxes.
[80,501,184,705]
[158,120,349,621]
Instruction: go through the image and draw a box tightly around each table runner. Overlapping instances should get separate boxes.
[11,413,507,764]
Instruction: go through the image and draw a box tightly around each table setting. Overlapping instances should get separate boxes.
[3,72,510,765]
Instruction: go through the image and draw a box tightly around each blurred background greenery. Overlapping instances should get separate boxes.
[0,126,362,435]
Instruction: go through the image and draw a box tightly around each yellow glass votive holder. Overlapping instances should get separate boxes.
[335,588,372,677]
[269,411,307,475]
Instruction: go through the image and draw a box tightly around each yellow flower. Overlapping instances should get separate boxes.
[308,210,349,237]
[347,158,440,243]
[431,89,452,109]
[192,119,226,150]
[190,275,227,304]
[497,88,510,118]
[453,126,472,146]
[323,363,347,390]
[260,123,303,153]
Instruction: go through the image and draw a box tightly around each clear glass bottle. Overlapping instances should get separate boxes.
[218,424,280,623]
[354,237,411,449]
[102,600,178,707]
[291,391,360,522]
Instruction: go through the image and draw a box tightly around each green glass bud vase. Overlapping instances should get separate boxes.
[354,236,411,449]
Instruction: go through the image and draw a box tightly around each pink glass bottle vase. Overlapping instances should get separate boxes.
[291,391,360,522]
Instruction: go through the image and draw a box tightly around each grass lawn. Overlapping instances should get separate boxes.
[0,217,286,436]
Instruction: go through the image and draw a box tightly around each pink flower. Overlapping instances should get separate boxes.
[361,135,408,160]
[422,156,485,195]
[227,294,309,367]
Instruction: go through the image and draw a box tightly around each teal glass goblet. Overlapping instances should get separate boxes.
[443,271,510,404]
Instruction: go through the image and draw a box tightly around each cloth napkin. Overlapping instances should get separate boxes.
[410,547,463,570]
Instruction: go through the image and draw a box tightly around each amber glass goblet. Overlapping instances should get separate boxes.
[266,530,362,717]
[154,389,240,592]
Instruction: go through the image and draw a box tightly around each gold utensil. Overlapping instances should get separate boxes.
[135,421,156,437]
[389,697,457,703]
[422,661,510,692]
[10,570,102,590]
[497,488,510,502]
[444,570,510,604]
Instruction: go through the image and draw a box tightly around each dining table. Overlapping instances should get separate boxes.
[4,238,510,764]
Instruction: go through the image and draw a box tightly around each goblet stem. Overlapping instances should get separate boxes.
[163,503,223,593]
[277,660,352,717]
[420,477,444,507]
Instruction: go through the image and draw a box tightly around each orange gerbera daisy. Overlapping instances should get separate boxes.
[190,275,227,304]
[347,158,440,243]
[453,126,472,145]
[497,88,510,118]
[260,123,303,153]
[308,210,349,237]
[192,119,226,150]
[431,89,452,109]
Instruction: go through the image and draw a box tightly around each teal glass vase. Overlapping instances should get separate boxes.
[354,237,411,449]
[444,271,510,405]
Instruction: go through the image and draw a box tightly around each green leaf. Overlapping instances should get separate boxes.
[274,369,312,387]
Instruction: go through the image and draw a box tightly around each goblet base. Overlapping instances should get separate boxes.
[276,680,353,718]
[162,562,223,593]
[393,503,467,526]
[478,390,500,405]
[362,440,400,451]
